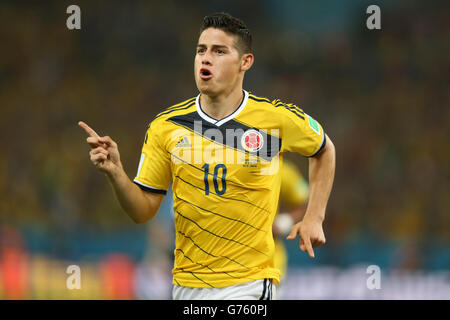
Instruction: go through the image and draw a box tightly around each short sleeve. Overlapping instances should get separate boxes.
[278,101,326,157]
[133,121,172,194]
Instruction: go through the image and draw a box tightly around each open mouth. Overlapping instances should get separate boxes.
[200,68,213,80]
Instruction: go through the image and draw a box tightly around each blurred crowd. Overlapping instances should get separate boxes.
[0,1,448,298]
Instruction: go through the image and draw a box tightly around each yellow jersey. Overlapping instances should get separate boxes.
[274,160,309,279]
[134,90,326,288]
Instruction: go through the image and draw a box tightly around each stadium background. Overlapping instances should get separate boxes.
[0,0,448,299]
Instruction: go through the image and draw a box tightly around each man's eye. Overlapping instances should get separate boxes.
[217,50,224,54]
[197,48,205,53]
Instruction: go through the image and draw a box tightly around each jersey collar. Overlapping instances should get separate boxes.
[196,90,249,127]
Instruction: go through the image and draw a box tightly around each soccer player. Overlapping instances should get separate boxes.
[79,12,335,300]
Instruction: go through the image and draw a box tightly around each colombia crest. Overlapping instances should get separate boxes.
[241,129,264,152]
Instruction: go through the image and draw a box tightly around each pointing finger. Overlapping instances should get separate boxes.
[302,236,315,258]
[78,121,100,138]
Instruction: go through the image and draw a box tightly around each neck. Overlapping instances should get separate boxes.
[200,86,244,121]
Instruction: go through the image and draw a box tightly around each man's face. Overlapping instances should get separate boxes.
[194,28,243,97]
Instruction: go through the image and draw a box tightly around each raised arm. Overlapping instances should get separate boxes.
[78,121,164,223]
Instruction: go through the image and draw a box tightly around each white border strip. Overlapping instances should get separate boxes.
[195,94,217,124]
[195,90,249,127]
[136,153,145,177]
[216,90,249,127]
[133,179,167,192]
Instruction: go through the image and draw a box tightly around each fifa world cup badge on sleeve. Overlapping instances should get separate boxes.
[307,115,321,135]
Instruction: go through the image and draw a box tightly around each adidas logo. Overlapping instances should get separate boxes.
[175,137,191,148]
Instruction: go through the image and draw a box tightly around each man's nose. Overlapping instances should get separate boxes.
[201,50,212,65]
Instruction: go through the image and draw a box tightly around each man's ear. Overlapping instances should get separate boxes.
[241,53,254,72]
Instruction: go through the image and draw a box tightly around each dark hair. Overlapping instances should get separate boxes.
[200,12,252,55]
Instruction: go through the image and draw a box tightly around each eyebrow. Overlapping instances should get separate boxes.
[197,44,230,50]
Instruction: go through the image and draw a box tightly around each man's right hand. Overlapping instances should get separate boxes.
[78,121,163,224]
[78,121,123,175]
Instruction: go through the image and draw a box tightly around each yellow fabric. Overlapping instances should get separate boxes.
[279,161,309,205]
[274,160,309,278]
[134,92,324,288]
[273,238,289,279]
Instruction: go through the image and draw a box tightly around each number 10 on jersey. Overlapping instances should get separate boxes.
[202,163,227,195]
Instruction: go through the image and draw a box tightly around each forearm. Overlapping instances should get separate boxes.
[106,167,160,223]
[304,135,336,222]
